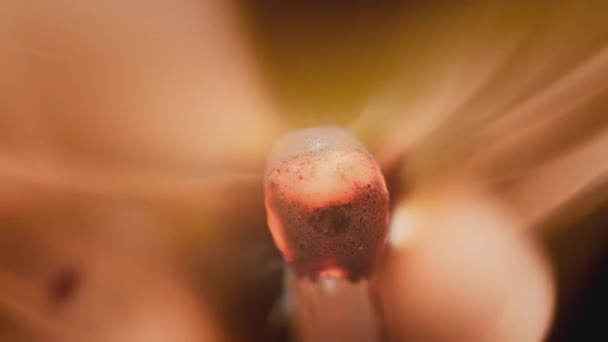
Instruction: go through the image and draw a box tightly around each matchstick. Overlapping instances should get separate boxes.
[264,126,390,341]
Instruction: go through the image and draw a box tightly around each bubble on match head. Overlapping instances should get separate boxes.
[266,126,368,170]
[264,126,390,281]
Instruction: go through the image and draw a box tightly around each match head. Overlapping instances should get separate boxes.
[264,127,390,281]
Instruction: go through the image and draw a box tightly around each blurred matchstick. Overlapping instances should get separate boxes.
[285,269,383,342]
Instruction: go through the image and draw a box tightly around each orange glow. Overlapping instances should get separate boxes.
[319,268,347,278]
[264,193,295,262]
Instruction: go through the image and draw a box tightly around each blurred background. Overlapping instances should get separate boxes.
[1,0,608,341]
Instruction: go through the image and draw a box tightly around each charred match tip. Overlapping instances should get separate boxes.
[264,126,390,281]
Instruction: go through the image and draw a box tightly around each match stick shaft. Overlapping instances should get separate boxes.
[286,269,382,342]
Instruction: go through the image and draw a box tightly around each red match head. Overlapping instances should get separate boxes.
[264,127,389,281]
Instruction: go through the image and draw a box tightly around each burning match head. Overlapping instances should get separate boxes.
[264,127,390,281]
